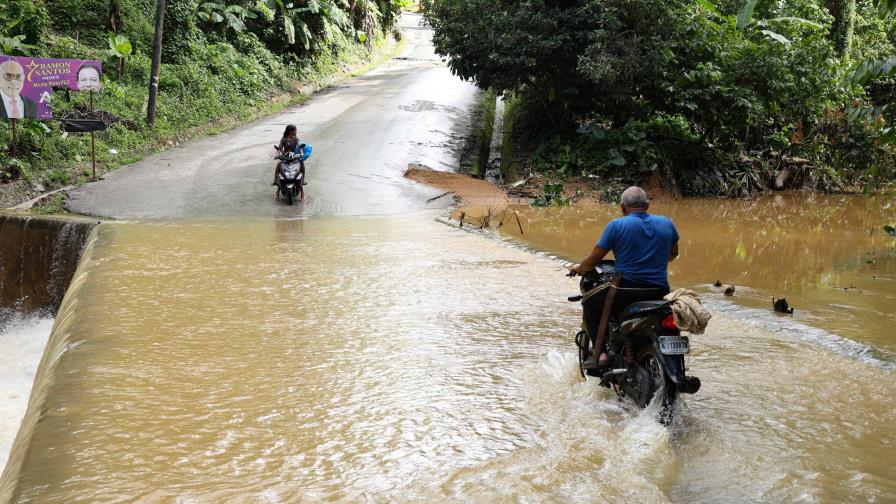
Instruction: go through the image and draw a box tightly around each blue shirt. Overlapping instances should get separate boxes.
[597,212,679,288]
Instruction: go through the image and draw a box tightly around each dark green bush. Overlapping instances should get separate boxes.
[162,1,205,63]
[46,0,109,47]
[1,0,48,44]
[115,0,155,52]
[426,0,896,195]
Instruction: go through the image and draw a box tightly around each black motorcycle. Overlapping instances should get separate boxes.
[569,261,700,424]
[275,146,306,205]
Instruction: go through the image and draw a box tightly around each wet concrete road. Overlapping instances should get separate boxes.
[65,14,478,220]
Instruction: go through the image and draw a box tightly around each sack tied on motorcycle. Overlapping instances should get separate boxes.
[663,288,712,335]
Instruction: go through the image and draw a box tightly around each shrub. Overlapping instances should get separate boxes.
[426,0,896,195]
[162,1,205,63]
[0,0,48,44]
[46,0,109,47]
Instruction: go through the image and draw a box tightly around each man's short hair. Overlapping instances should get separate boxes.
[0,59,24,76]
[621,186,649,209]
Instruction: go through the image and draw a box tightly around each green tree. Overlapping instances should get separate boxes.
[195,2,258,33]
[828,0,857,58]
[426,0,894,194]
[162,1,204,63]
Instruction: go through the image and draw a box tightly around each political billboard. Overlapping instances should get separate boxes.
[0,55,103,120]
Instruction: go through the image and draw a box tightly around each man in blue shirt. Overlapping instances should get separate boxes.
[569,186,679,370]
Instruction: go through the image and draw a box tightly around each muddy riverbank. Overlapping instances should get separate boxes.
[404,163,519,206]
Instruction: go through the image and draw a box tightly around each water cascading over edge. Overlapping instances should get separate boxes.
[0,214,100,501]
[0,214,98,313]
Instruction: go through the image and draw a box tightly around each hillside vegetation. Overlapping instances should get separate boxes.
[0,0,404,190]
[426,0,896,197]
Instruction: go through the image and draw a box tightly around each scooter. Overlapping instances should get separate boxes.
[274,143,312,206]
[569,260,701,424]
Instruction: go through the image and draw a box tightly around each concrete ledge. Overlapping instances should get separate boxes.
[0,214,98,313]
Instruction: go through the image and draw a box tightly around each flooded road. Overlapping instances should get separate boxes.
[2,216,894,502]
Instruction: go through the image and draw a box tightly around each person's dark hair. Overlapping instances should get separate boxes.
[76,63,102,79]
[283,124,297,138]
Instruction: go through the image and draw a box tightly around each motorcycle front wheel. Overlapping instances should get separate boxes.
[575,330,590,378]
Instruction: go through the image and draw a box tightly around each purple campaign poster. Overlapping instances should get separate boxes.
[0,55,102,121]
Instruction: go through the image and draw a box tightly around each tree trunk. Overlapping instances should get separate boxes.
[147,0,166,126]
[828,0,856,59]
[108,0,123,33]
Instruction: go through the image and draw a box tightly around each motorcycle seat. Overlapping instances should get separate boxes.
[619,300,671,321]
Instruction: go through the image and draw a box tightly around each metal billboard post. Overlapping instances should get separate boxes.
[89,91,96,180]
[10,118,17,158]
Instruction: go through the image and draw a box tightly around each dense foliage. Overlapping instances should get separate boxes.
[426,0,896,196]
[0,0,404,187]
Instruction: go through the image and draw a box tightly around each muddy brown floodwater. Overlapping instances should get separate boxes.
[469,192,896,357]
[1,210,894,502]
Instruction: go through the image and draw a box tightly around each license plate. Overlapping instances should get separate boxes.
[659,336,689,355]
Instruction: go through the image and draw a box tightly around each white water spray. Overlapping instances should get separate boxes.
[0,314,54,472]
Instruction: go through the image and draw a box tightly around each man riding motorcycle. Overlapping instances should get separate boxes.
[568,186,680,371]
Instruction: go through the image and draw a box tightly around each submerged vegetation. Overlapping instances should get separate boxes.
[0,0,405,190]
[425,0,896,196]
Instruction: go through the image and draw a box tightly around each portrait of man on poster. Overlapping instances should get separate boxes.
[76,63,102,92]
[0,59,38,120]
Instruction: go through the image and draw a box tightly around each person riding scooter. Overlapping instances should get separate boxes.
[568,186,680,371]
[273,124,307,186]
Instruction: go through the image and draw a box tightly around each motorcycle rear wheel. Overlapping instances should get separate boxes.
[638,346,677,425]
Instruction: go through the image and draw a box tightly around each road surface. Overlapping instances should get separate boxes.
[66,14,478,219]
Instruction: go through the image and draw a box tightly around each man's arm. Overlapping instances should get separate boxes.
[570,245,609,275]
[669,242,679,262]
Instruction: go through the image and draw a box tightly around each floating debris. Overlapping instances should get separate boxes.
[773,297,794,314]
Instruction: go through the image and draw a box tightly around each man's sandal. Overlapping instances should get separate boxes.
[581,353,612,370]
